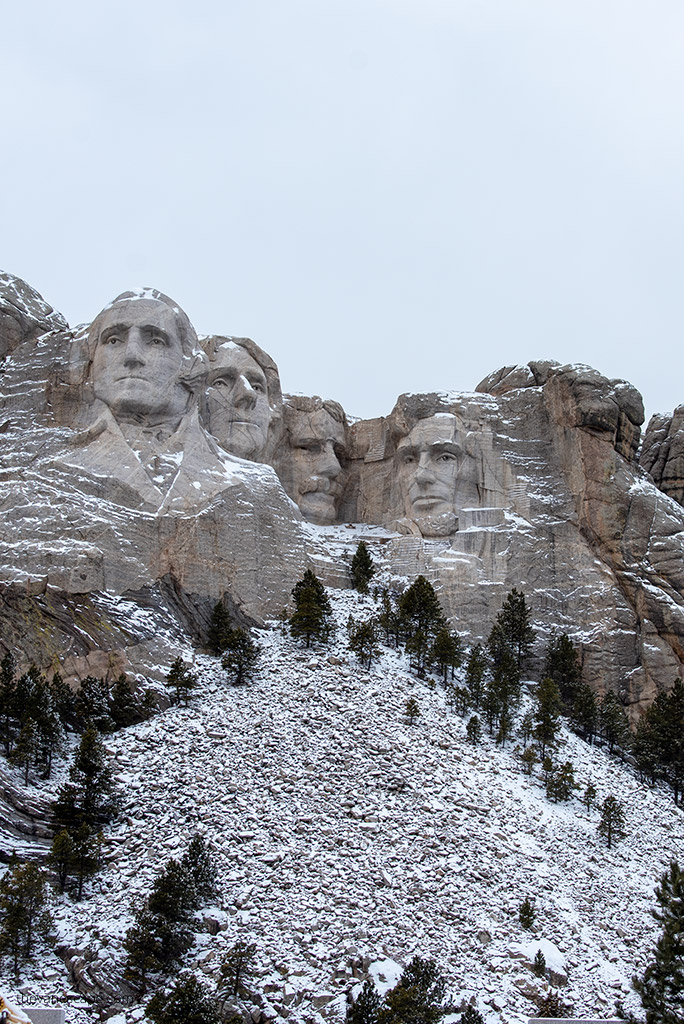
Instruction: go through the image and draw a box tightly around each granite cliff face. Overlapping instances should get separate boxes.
[640,406,684,508]
[1,271,683,712]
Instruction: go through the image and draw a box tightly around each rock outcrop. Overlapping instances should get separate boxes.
[0,270,67,360]
[1,271,683,712]
[0,273,308,684]
[640,405,684,507]
[344,363,680,710]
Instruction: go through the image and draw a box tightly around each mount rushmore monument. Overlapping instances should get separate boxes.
[2,269,684,713]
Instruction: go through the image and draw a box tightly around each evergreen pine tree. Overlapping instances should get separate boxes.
[449,685,471,716]
[0,651,16,755]
[536,990,569,1017]
[541,755,554,787]
[494,588,536,674]
[180,835,219,906]
[519,897,535,930]
[348,619,380,669]
[48,829,74,892]
[405,697,420,726]
[533,949,547,978]
[71,824,101,900]
[289,570,334,647]
[166,657,197,706]
[634,704,665,788]
[543,631,581,705]
[598,794,626,849]
[377,589,400,647]
[10,718,38,784]
[633,859,684,1024]
[110,673,140,728]
[521,747,538,775]
[74,675,114,733]
[658,679,684,804]
[53,721,116,830]
[599,692,632,756]
[459,1009,484,1024]
[350,541,376,593]
[398,577,446,677]
[432,628,463,682]
[148,858,198,923]
[0,862,52,972]
[570,683,599,744]
[49,671,75,729]
[146,975,221,1024]
[519,711,534,745]
[33,683,64,780]
[464,644,487,709]
[466,715,481,744]
[546,761,577,803]
[484,624,521,733]
[216,939,257,1003]
[124,907,192,992]
[221,629,260,686]
[208,599,233,654]
[347,979,381,1024]
[378,957,447,1024]
[533,677,562,758]
[495,705,515,747]
[584,783,597,811]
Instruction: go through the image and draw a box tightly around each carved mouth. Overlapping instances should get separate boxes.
[411,496,449,509]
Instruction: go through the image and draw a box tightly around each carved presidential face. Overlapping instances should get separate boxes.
[396,415,463,535]
[204,343,271,459]
[289,408,347,524]
[91,299,190,426]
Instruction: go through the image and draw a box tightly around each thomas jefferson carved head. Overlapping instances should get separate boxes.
[396,413,473,537]
[277,396,348,524]
[86,289,205,430]
[200,336,282,461]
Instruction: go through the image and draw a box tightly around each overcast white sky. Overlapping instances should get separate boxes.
[2,0,683,421]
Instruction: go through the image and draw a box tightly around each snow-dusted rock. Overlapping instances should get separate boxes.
[2,271,684,714]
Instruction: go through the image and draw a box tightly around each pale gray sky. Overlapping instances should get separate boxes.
[2,0,683,421]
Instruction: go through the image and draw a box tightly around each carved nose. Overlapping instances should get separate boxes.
[414,459,435,483]
[234,375,257,410]
[123,328,146,367]
[317,443,341,478]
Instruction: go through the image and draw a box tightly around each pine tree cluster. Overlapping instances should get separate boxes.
[50,722,117,897]
[633,679,684,805]
[0,861,53,972]
[0,653,155,789]
[346,956,451,1024]
[124,836,219,993]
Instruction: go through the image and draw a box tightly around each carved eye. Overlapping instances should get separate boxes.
[102,334,120,345]
[437,453,456,463]
[401,454,416,464]
[250,379,266,393]
[213,373,236,388]
[149,335,166,346]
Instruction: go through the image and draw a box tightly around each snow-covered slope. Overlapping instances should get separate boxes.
[1,585,682,1024]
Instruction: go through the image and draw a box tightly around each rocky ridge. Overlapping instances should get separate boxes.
[3,271,684,712]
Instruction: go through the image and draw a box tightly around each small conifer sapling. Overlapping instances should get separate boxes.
[405,697,420,726]
[533,949,547,978]
[598,794,626,849]
[519,896,535,930]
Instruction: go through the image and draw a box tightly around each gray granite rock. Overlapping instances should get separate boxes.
[640,405,684,507]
